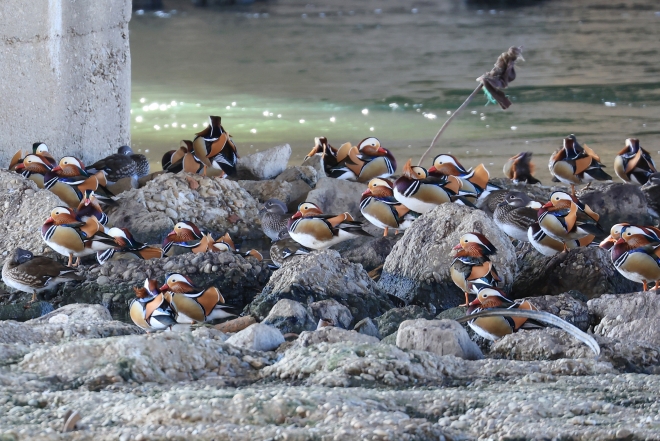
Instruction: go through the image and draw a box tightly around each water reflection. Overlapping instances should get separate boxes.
[131,0,660,182]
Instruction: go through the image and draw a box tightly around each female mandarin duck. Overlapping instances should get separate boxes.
[537,191,602,248]
[608,237,660,292]
[328,137,397,183]
[130,279,177,332]
[41,206,117,267]
[360,178,419,236]
[393,159,463,214]
[96,227,163,264]
[450,232,501,306]
[527,222,593,256]
[466,286,539,341]
[162,221,206,255]
[503,152,541,184]
[192,116,239,176]
[548,135,611,195]
[287,201,370,250]
[259,199,290,242]
[493,191,542,242]
[160,273,233,323]
[14,154,52,189]
[427,154,500,202]
[86,145,150,183]
[614,138,657,185]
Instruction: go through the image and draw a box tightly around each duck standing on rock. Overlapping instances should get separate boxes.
[450,232,501,306]
[394,159,464,213]
[162,221,206,255]
[606,237,660,292]
[86,145,150,183]
[160,273,234,323]
[527,222,593,256]
[503,152,541,184]
[130,279,177,332]
[328,137,397,183]
[427,154,500,202]
[192,116,239,176]
[537,191,602,250]
[614,138,657,185]
[259,199,291,241]
[44,157,116,208]
[493,191,542,242]
[360,178,418,236]
[548,135,611,195]
[287,202,370,250]
[2,248,83,303]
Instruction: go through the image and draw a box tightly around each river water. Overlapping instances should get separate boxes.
[130,0,660,183]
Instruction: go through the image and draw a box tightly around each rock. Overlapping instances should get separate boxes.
[296,327,379,348]
[238,179,292,204]
[375,305,434,338]
[276,166,318,187]
[589,292,660,346]
[214,316,257,333]
[247,250,394,324]
[642,180,660,219]
[106,176,137,195]
[341,235,403,272]
[137,171,164,188]
[114,172,263,240]
[308,299,353,329]
[305,176,365,218]
[525,291,589,331]
[300,155,326,177]
[0,302,55,322]
[379,204,517,310]
[236,144,291,180]
[396,319,484,360]
[512,246,637,299]
[435,306,493,352]
[106,197,175,245]
[353,318,381,339]
[578,182,652,232]
[262,299,316,335]
[226,323,285,352]
[28,303,113,325]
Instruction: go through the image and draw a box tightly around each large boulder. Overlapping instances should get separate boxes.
[106,197,174,245]
[512,246,638,299]
[578,182,652,232]
[246,250,394,323]
[308,299,353,329]
[262,299,316,335]
[341,235,403,272]
[295,327,379,348]
[379,204,517,311]
[375,305,434,338]
[114,172,263,240]
[238,179,292,205]
[589,292,660,347]
[276,166,317,211]
[396,319,483,360]
[236,144,291,180]
[523,291,589,331]
[226,323,285,352]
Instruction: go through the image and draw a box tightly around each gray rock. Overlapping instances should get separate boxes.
[276,166,318,187]
[300,155,326,177]
[379,204,517,310]
[308,299,353,329]
[353,318,381,339]
[107,198,174,246]
[341,235,403,272]
[375,305,434,338]
[262,299,316,335]
[226,323,285,352]
[577,182,652,232]
[238,179,292,204]
[236,144,291,180]
[396,319,484,360]
[589,292,660,346]
[106,176,137,195]
[525,291,589,331]
[642,180,660,219]
[296,327,379,348]
[512,246,638,299]
[305,177,365,218]
[247,250,394,323]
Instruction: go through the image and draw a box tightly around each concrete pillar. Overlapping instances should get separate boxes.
[0,0,131,166]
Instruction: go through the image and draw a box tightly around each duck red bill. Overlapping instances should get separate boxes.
[452,243,462,250]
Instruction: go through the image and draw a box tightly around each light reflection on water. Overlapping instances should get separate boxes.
[130,0,660,182]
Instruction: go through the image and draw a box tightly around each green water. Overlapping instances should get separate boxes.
[130,0,660,182]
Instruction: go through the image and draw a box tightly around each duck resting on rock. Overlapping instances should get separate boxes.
[287,202,370,250]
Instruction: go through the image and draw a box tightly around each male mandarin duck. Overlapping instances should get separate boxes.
[130,280,177,332]
[609,237,660,292]
[303,137,342,173]
[86,145,150,182]
[393,159,464,214]
[44,157,116,208]
[548,135,611,195]
[76,190,110,229]
[96,227,163,264]
[14,154,52,189]
[360,178,419,236]
[503,152,541,184]
[619,225,660,246]
[162,221,205,255]
[428,154,500,201]
[598,223,635,250]
[527,222,594,256]
[450,232,501,306]
[537,191,602,248]
[182,147,226,178]
[493,191,542,242]
[328,137,397,183]
[32,143,57,167]
[41,206,117,267]
[466,286,539,341]
[613,138,657,185]
[2,248,83,303]
[162,142,188,173]
[192,116,238,176]
[160,273,234,323]
[259,199,291,242]
[287,201,370,250]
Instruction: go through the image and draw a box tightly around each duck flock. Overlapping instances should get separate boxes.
[2,115,658,343]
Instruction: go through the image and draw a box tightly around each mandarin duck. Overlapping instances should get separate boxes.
[184,231,263,260]
[360,178,419,236]
[527,222,594,256]
[76,190,109,229]
[328,138,397,183]
[130,280,177,332]
[162,221,205,255]
[466,286,539,341]
[598,223,634,250]
[608,237,660,292]
[160,273,234,323]
[428,154,501,202]
[182,146,226,178]
[42,207,118,267]
[493,191,542,242]
[96,227,163,264]
[86,145,150,182]
[287,201,370,250]
[619,225,660,246]
[192,116,238,176]
[613,138,657,185]
[393,159,465,213]
[32,143,57,167]
[44,157,116,208]
[537,191,602,248]
[258,199,291,241]
[450,232,501,306]
[2,248,83,303]
[503,152,541,184]
[269,237,311,268]
[548,135,611,195]
[8,149,24,172]
[304,137,340,174]
[14,154,52,189]
[162,146,183,173]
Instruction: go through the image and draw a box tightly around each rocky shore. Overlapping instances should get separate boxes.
[1,145,660,439]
